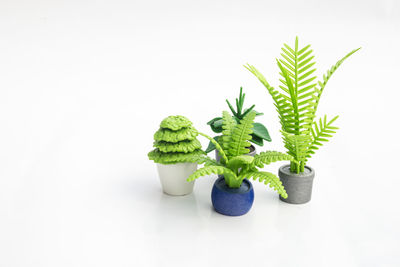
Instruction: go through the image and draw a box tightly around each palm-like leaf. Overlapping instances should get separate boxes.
[246,37,359,173]
[277,37,317,135]
[306,115,339,158]
[244,64,295,134]
[281,131,312,173]
[310,48,361,120]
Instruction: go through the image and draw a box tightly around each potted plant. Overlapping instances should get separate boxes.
[148,115,204,196]
[245,37,360,204]
[188,110,293,216]
[206,87,271,161]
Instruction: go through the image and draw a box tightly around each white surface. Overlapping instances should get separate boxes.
[0,0,399,266]
[157,163,196,196]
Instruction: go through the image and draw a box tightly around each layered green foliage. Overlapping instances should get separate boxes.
[160,115,192,131]
[245,37,359,173]
[154,139,201,153]
[148,149,205,164]
[189,111,293,198]
[206,87,271,153]
[148,115,204,164]
[154,126,198,143]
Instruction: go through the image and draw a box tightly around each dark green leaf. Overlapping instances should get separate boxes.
[253,110,264,116]
[250,134,264,146]
[241,105,255,118]
[205,140,216,153]
[207,117,222,125]
[210,119,223,133]
[252,122,272,141]
[226,100,237,116]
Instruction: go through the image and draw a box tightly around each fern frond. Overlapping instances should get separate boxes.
[277,60,298,133]
[228,111,256,157]
[242,171,288,198]
[277,37,317,134]
[201,156,222,166]
[204,136,220,154]
[198,132,228,164]
[154,139,202,153]
[246,39,359,173]
[244,64,296,134]
[187,165,236,182]
[221,111,237,153]
[306,115,339,158]
[311,48,361,119]
[188,154,219,166]
[154,126,198,143]
[252,151,294,168]
[281,131,312,173]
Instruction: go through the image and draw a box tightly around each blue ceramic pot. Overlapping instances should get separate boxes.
[211,176,254,216]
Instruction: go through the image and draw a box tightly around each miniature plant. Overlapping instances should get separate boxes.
[206,87,271,153]
[245,37,360,173]
[188,111,293,198]
[148,115,204,164]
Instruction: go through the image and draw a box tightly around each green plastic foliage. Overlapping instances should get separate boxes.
[206,87,271,153]
[160,115,192,131]
[148,115,204,164]
[154,126,198,143]
[188,111,293,198]
[252,151,294,168]
[241,171,288,198]
[221,111,236,153]
[148,149,204,164]
[245,37,360,173]
[228,111,255,157]
[154,139,202,153]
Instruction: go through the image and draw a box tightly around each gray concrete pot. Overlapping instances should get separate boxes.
[278,164,315,204]
[215,145,257,179]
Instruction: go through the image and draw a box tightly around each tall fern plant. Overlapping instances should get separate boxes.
[245,37,360,173]
[187,111,293,198]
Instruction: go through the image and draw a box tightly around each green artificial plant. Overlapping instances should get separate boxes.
[245,37,360,173]
[206,87,271,153]
[188,110,293,198]
[148,115,204,164]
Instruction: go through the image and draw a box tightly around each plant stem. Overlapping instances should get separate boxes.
[300,162,305,173]
[197,132,228,164]
[225,176,242,188]
[290,160,305,174]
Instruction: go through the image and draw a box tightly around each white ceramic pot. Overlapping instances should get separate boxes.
[156,162,197,196]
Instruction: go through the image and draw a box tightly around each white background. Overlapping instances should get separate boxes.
[1,0,399,266]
